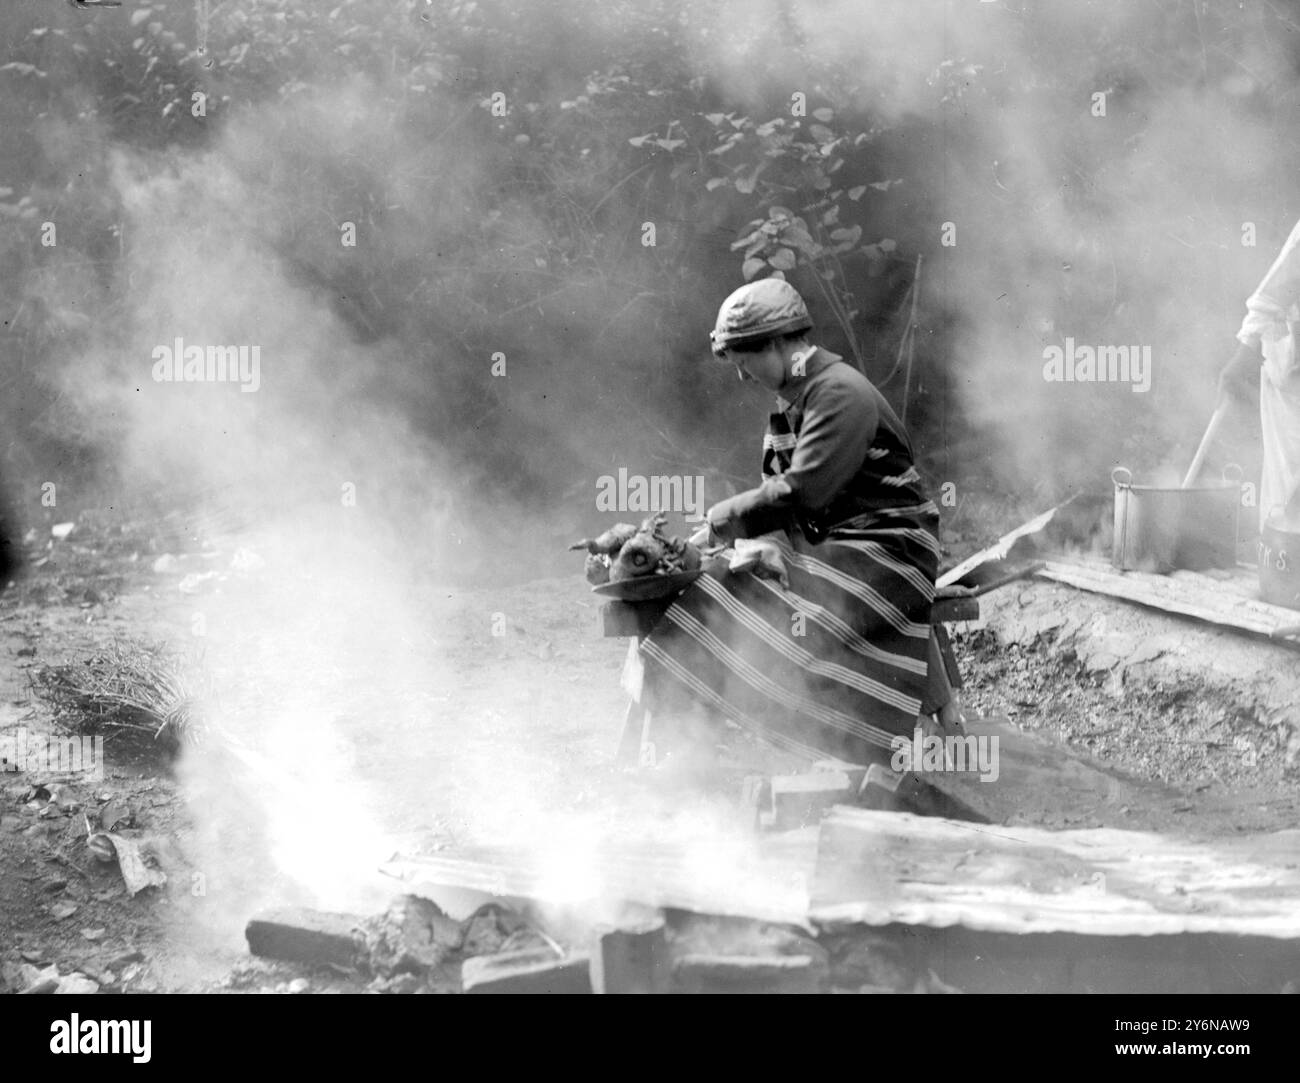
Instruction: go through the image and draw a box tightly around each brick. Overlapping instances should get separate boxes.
[673,953,821,994]
[765,770,853,830]
[591,912,669,994]
[245,908,365,970]
[461,950,592,994]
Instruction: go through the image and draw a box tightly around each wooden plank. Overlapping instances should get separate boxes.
[847,923,1300,993]
[382,808,1300,941]
[933,624,962,689]
[381,830,819,929]
[461,950,592,994]
[938,504,1065,587]
[930,596,980,623]
[811,807,1300,938]
[1037,558,1300,646]
[615,698,648,765]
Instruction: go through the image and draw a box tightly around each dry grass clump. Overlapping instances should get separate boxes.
[33,639,206,752]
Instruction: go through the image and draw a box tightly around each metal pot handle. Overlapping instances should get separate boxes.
[1111,466,1133,488]
[1222,462,1244,484]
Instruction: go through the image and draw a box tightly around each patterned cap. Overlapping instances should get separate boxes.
[709,279,813,357]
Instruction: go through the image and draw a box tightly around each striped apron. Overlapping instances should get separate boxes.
[638,401,940,767]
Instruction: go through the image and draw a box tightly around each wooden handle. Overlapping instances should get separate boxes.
[1181,405,1229,489]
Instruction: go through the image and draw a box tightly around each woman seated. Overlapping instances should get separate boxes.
[635,279,942,770]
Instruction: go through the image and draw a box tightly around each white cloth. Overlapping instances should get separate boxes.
[1237,219,1300,529]
[728,535,789,587]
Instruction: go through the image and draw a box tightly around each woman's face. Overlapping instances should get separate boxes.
[732,344,786,390]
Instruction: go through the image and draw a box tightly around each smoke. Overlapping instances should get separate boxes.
[11,2,1300,516]
[7,69,498,932]
[6,0,1299,954]
[673,0,1300,495]
[55,127,473,926]
[23,72,789,936]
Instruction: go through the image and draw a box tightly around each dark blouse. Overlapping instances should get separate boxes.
[708,347,932,543]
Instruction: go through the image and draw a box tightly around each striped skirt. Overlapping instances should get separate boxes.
[638,507,940,766]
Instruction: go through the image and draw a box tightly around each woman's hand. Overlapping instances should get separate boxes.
[688,523,714,548]
[705,493,754,544]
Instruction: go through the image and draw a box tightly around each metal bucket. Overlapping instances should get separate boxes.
[1259,507,1300,610]
[1111,465,1241,573]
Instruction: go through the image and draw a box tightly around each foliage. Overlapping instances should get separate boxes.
[2,0,1300,505]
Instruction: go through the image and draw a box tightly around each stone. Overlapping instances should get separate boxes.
[361,895,461,976]
[381,973,423,994]
[49,901,78,921]
[460,903,531,957]
[19,964,61,995]
[108,949,144,969]
[245,908,365,970]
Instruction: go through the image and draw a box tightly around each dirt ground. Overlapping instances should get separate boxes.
[1,509,1296,993]
[952,630,1300,836]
